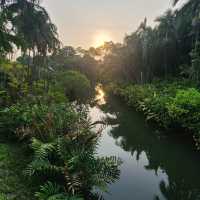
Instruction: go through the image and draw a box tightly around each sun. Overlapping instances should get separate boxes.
[93,31,112,47]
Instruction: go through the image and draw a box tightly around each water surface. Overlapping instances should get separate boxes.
[90,86,200,200]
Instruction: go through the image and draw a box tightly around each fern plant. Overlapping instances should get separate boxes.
[26,127,121,199]
[8,101,122,199]
[35,182,83,200]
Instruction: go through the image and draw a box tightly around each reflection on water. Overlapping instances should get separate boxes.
[89,86,200,200]
[95,84,106,105]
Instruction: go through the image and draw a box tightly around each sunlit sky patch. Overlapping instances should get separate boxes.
[42,0,187,48]
[92,30,113,47]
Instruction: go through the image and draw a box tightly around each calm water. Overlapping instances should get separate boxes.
[89,86,200,200]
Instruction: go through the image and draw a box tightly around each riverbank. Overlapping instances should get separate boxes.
[90,87,200,200]
[1,84,200,200]
[107,81,200,149]
[0,96,121,199]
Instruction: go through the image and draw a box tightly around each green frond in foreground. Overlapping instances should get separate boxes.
[25,139,61,177]
[31,138,56,160]
[35,182,83,200]
[0,194,8,200]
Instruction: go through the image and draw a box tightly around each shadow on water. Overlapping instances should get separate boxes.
[90,87,200,200]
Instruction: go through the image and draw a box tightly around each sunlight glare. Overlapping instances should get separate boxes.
[95,84,106,105]
[93,31,112,47]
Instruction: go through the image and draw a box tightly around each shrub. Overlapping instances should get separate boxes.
[26,134,121,198]
[35,182,83,200]
[167,88,200,146]
[55,71,91,102]
[113,83,200,148]
[0,103,79,140]
[0,100,122,199]
[0,90,11,106]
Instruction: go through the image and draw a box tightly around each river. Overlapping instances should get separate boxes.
[89,86,200,200]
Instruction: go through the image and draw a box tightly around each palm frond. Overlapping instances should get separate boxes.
[89,156,122,190]
[25,138,62,176]
[25,158,62,176]
[35,182,61,200]
[35,182,83,200]
[31,138,56,160]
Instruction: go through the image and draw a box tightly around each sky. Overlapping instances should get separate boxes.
[42,0,184,49]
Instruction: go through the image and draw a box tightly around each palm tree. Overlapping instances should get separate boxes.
[155,10,178,77]
[0,11,20,55]
[175,0,200,41]
[0,0,60,87]
[5,0,60,55]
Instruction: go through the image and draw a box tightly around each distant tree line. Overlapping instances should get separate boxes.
[96,0,200,84]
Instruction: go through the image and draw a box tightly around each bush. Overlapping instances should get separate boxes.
[55,71,91,102]
[0,101,122,199]
[113,82,200,148]
[0,103,79,140]
[167,88,200,146]
[0,90,11,106]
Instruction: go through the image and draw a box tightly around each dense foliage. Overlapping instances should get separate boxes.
[0,1,121,199]
[0,101,121,199]
[55,71,91,102]
[110,81,200,148]
[91,0,200,151]
[96,1,200,84]
[1,0,200,198]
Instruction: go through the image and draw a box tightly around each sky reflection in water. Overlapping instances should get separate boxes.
[89,87,200,200]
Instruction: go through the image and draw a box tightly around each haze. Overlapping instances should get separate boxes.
[42,0,182,48]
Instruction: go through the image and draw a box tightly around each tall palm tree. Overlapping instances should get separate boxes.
[3,0,60,55]
[175,0,200,40]
[0,10,20,55]
[0,0,60,55]
[155,10,178,77]
[0,0,60,87]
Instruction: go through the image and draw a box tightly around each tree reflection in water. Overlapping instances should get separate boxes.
[97,95,200,200]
